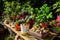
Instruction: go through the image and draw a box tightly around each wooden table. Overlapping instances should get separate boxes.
[3,22,37,40]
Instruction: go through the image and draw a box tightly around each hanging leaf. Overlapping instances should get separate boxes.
[56,8,60,12]
[53,3,58,9]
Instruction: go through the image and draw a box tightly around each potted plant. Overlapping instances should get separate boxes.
[52,1,60,20]
[3,1,22,28]
[49,1,60,34]
[17,2,35,34]
[49,20,60,33]
[28,4,53,39]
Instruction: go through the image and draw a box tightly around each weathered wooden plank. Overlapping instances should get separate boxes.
[4,22,37,40]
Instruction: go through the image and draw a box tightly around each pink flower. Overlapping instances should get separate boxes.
[56,15,60,21]
[56,15,60,26]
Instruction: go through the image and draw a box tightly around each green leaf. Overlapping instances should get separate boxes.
[11,1,15,7]
[34,22,39,28]
[47,12,52,19]
[4,2,11,7]
[53,3,58,9]
[16,5,20,11]
[45,7,50,13]
[56,9,60,12]
[53,1,60,10]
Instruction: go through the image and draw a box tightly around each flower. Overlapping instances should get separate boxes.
[56,15,60,21]
[50,20,60,27]
[40,22,47,28]
[56,15,60,26]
